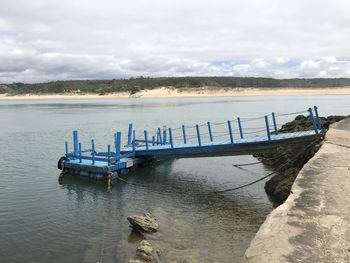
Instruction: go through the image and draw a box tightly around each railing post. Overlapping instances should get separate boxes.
[207,121,213,142]
[196,124,202,146]
[314,106,322,130]
[78,143,82,163]
[65,141,69,158]
[308,108,319,134]
[152,136,155,146]
[73,130,79,157]
[107,145,111,166]
[227,120,234,144]
[114,132,121,157]
[163,128,167,145]
[127,123,133,146]
[91,139,95,164]
[237,117,243,139]
[132,130,136,154]
[169,128,174,148]
[265,116,271,141]
[144,130,149,150]
[157,128,162,145]
[272,112,278,134]
[182,125,187,144]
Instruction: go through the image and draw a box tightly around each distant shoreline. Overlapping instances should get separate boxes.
[1,87,350,100]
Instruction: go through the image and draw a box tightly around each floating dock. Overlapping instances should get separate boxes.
[58,106,324,186]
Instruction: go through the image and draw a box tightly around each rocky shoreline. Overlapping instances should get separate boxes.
[243,117,350,262]
[255,114,347,205]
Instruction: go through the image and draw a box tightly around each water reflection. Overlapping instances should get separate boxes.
[59,159,271,262]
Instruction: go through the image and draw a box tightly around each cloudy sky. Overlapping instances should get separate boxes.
[1,0,350,83]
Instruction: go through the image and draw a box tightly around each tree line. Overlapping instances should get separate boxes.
[1,77,350,95]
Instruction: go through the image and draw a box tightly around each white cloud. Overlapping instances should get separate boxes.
[0,0,350,82]
[276,57,290,65]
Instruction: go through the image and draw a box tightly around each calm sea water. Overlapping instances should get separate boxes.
[0,95,349,263]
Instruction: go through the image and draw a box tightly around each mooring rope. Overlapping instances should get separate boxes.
[233,161,262,167]
[213,170,282,193]
[114,140,319,195]
[324,141,350,149]
[214,140,319,193]
[99,228,106,263]
[231,139,315,167]
[115,174,149,188]
[274,110,308,117]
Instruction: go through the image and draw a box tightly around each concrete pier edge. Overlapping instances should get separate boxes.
[243,117,350,263]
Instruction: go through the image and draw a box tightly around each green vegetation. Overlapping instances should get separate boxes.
[1,77,350,95]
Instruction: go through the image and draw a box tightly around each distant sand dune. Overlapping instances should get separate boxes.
[1,87,350,100]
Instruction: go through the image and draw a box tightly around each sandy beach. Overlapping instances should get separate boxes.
[1,87,350,100]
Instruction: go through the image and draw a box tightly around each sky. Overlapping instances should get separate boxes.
[1,0,350,83]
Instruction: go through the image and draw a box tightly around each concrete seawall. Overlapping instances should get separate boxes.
[243,118,350,263]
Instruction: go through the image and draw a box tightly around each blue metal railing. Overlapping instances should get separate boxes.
[64,106,322,166]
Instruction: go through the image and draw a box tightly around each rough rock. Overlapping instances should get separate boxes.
[255,114,347,205]
[127,213,159,233]
[243,118,350,262]
[131,240,161,263]
[277,114,347,133]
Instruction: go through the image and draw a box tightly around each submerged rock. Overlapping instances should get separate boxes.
[127,213,159,233]
[129,240,161,263]
[136,240,154,262]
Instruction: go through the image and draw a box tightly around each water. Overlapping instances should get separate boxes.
[0,95,349,263]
